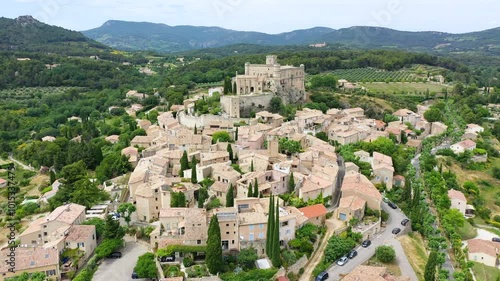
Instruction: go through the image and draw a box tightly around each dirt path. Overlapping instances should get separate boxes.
[300,218,343,281]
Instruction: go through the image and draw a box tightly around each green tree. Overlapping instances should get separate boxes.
[171,192,187,207]
[95,238,123,259]
[82,217,105,239]
[253,178,259,199]
[49,170,56,184]
[248,182,253,197]
[191,155,197,183]
[375,245,396,263]
[424,251,439,281]
[238,247,258,270]
[223,76,232,95]
[226,183,234,207]
[266,195,274,256]
[206,215,224,274]
[212,131,232,144]
[250,160,254,172]
[424,108,443,123]
[117,203,136,226]
[270,97,284,113]
[227,143,234,163]
[288,172,295,193]
[194,124,198,134]
[315,132,328,142]
[235,127,238,141]
[271,200,281,267]
[134,253,157,278]
[180,150,189,177]
[103,214,125,239]
[198,187,209,208]
[324,236,356,263]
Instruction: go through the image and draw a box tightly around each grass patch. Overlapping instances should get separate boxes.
[398,234,428,281]
[359,82,446,93]
[456,221,478,240]
[365,255,401,276]
[471,261,500,281]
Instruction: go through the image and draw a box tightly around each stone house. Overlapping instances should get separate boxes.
[450,140,476,154]
[448,189,467,215]
[0,247,60,281]
[467,239,499,267]
[298,204,328,226]
[336,195,366,222]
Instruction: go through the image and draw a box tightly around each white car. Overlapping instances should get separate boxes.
[336,256,349,266]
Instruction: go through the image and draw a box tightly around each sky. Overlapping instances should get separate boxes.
[4,0,500,33]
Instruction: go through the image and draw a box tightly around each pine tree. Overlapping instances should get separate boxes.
[191,156,197,183]
[401,178,412,204]
[248,182,253,197]
[206,215,224,274]
[226,183,234,207]
[288,172,295,193]
[250,160,254,172]
[424,251,438,281]
[179,151,189,177]
[253,178,258,198]
[227,143,234,164]
[271,200,281,267]
[266,195,274,257]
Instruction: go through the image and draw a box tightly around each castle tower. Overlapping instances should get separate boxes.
[245,62,250,75]
[266,55,278,65]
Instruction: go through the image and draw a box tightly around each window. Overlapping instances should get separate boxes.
[197,240,202,245]
[259,224,264,229]
[31,240,36,244]
[249,233,254,241]
[258,233,264,239]
[92,234,95,240]
[222,240,229,250]
[226,232,229,235]
[226,224,229,227]
[249,225,254,230]
[43,232,47,236]
[38,234,41,238]
[286,230,291,234]
[232,240,235,244]
[281,221,289,227]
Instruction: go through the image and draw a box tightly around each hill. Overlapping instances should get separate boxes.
[0,15,109,55]
[82,20,500,60]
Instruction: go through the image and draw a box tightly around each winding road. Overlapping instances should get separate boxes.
[8,153,35,171]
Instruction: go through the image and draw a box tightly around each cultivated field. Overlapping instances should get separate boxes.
[360,82,448,93]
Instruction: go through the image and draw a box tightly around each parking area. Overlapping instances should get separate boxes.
[93,241,148,281]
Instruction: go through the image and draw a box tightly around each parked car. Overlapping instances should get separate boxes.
[361,239,371,247]
[388,202,397,209]
[392,228,401,235]
[315,271,329,281]
[492,237,500,243]
[131,272,139,279]
[336,256,349,266]
[401,219,410,226]
[108,252,122,258]
[347,250,358,259]
[158,255,175,262]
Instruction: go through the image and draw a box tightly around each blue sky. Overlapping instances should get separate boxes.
[4,0,500,33]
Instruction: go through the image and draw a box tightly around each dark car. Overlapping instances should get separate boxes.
[401,219,410,226]
[347,250,358,259]
[492,237,500,243]
[361,239,371,247]
[158,255,175,262]
[315,271,329,281]
[131,272,139,279]
[388,202,397,209]
[108,252,122,258]
[392,228,401,235]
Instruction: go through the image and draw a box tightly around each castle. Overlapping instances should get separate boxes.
[222,55,306,118]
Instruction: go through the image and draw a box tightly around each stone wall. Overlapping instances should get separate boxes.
[237,93,274,118]
[177,111,249,129]
[287,255,308,275]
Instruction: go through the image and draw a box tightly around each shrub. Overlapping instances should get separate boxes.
[376,245,396,263]
[183,256,194,267]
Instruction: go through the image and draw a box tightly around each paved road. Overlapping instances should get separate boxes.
[8,153,35,171]
[331,156,345,208]
[93,240,148,281]
[325,203,418,281]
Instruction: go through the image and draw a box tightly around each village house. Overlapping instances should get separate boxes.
[211,207,239,252]
[105,135,120,144]
[465,124,484,134]
[298,174,334,201]
[236,170,290,197]
[0,247,60,281]
[41,136,56,142]
[340,171,382,211]
[126,90,145,100]
[448,189,467,216]
[131,135,154,148]
[467,239,499,267]
[255,111,284,128]
[354,151,395,190]
[431,122,448,136]
[336,195,366,222]
[298,204,328,226]
[393,109,421,126]
[450,139,476,154]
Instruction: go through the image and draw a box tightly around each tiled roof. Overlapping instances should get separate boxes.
[0,247,59,273]
[298,204,328,219]
[448,189,467,202]
[65,225,95,242]
[468,239,499,257]
[46,203,85,224]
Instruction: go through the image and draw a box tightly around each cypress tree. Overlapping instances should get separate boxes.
[227,143,234,164]
[194,124,197,134]
[179,150,189,176]
[259,191,263,198]
[250,160,254,172]
[424,251,438,281]
[235,127,238,141]
[266,195,274,257]
[226,183,234,207]
[191,155,197,183]
[206,215,223,274]
[271,200,281,267]
[248,182,253,197]
[49,170,56,185]
[253,178,258,198]
[288,172,295,193]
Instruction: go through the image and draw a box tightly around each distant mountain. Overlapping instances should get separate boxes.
[0,16,109,55]
[82,20,334,53]
[82,20,500,58]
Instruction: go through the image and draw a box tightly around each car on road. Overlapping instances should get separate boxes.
[361,239,371,247]
[131,272,139,279]
[392,228,401,235]
[347,250,358,259]
[336,256,349,266]
[401,219,410,226]
[108,252,122,258]
[492,237,500,243]
[388,201,397,209]
[315,271,329,281]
